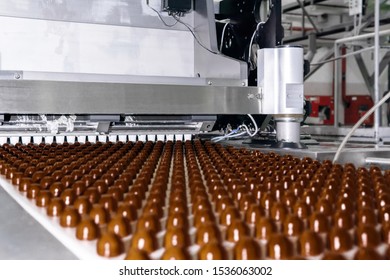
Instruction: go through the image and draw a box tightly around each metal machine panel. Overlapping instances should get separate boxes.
[0,0,247,82]
[0,0,188,31]
[0,80,259,114]
[0,16,194,77]
[257,46,304,115]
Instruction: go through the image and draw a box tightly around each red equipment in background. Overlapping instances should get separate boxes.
[306,96,334,125]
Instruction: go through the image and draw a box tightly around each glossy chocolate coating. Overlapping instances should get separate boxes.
[116,203,138,222]
[357,208,377,226]
[233,237,262,260]
[356,225,381,248]
[322,252,347,260]
[268,234,294,260]
[123,193,142,209]
[130,230,158,254]
[256,217,277,240]
[72,181,87,196]
[164,227,190,248]
[328,227,353,253]
[11,172,23,185]
[18,177,32,192]
[198,242,228,260]
[60,188,76,206]
[107,215,132,237]
[26,183,41,199]
[59,206,81,227]
[84,188,101,204]
[136,213,161,233]
[309,212,330,234]
[333,210,354,230]
[47,198,65,217]
[195,222,221,246]
[219,206,240,227]
[283,214,305,237]
[354,248,383,260]
[270,202,289,222]
[76,218,101,240]
[49,182,65,197]
[6,141,390,260]
[166,212,188,230]
[89,204,110,225]
[293,200,312,220]
[97,232,124,257]
[382,224,390,245]
[73,195,92,215]
[299,230,324,257]
[35,190,52,207]
[161,247,191,260]
[99,194,118,212]
[226,219,250,242]
[124,248,150,260]
[315,199,333,216]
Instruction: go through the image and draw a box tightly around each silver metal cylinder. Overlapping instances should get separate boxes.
[276,121,301,143]
[258,46,305,149]
[257,46,304,115]
[275,117,301,143]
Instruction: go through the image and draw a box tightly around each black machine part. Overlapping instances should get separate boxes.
[162,0,192,14]
[255,0,284,48]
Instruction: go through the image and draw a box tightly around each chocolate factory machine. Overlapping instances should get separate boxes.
[1,0,390,260]
[0,0,304,150]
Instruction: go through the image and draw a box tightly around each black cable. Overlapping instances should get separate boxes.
[254,0,262,23]
[146,0,220,55]
[172,14,219,55]
[146,1,178,27]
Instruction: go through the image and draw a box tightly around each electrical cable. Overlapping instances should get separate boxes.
[333,90,390,163]
[211,114,259,142]
[310,46,375,66]
[220,21,230,52]
[146,0,217,54]
[146,0,178,27]
[248,22,264,70]
[172,14,219,55]
[246,114,259,137]
[212,129,244,143]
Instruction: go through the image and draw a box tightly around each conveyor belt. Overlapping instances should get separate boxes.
[0,140,389,259]
[0,186,76,259]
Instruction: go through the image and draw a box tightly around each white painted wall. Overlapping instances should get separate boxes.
[346,48,389,96]
[304,47,334,96]
[304,47,389,98]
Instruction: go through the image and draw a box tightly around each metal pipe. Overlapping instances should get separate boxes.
[333,29,390,130]
[334,41,341,127]
[365,157,390,165]
[296,0,319,34]
[374,0,380,143]
[334,29,390,45]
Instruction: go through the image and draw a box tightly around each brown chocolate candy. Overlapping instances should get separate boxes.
[233,237,262,260]
[97,232,124,257]
[299,230,324,257]
[107,215,132,238]
[124,248,150,260]
[130,230,158,254]
[76,218,101,240]
[328,227,353,253]
[198,242,228,260]
[161,247,191,260]
[268,234,294,260]
[59,206,81,227]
